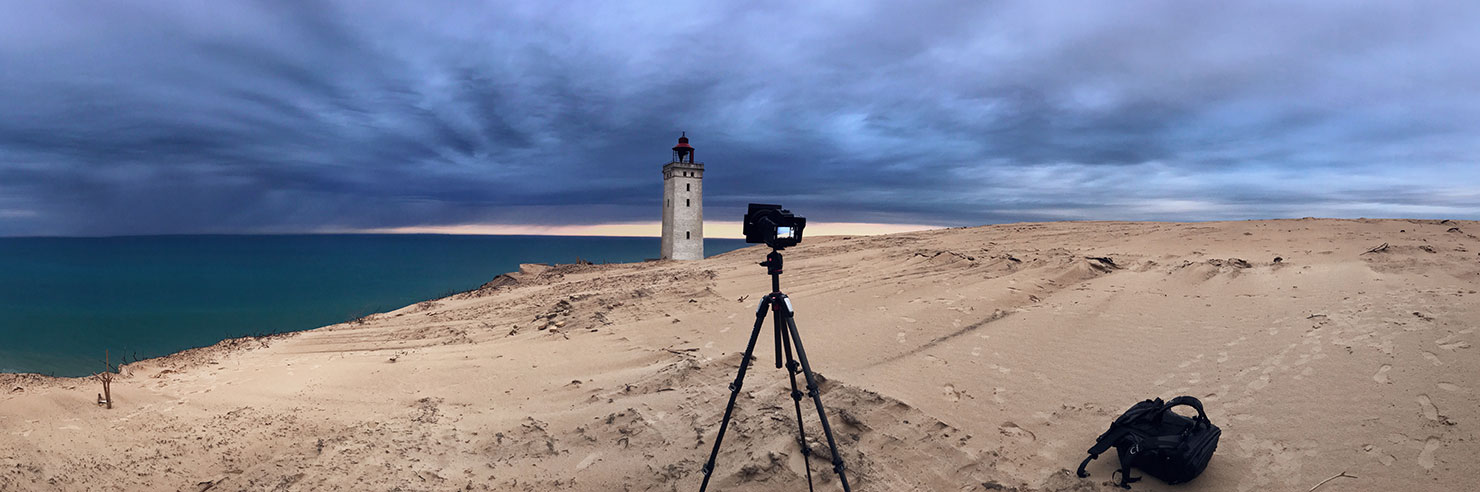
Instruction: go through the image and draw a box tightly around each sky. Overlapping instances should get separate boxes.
[1,1,1477,237]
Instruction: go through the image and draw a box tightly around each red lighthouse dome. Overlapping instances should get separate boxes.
[671,132,695,163]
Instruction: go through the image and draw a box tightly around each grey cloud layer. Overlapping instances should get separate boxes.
[1,0,1476,235]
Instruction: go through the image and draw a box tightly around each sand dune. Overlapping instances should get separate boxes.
[3,219,1478,491]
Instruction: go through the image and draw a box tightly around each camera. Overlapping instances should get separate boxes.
[744,203,806,250]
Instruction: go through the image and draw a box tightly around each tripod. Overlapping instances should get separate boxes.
[699,249,852,492]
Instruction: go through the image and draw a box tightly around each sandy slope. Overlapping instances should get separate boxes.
[3,219,1478,491]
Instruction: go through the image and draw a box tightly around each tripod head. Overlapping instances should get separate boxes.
[759,249,783,275]
[759,249,783,293]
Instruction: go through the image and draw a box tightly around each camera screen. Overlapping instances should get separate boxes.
[777,226,796,238]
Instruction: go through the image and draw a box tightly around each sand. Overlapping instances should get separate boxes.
[2,219,1477,491]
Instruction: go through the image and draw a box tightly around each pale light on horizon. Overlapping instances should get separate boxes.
[358,221,941,238]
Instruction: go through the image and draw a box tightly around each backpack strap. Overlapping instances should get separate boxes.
[1076,426,1127,478]
[1114,398,1164,426]
[1111,436,1144,489]
[1157,396,1209,426]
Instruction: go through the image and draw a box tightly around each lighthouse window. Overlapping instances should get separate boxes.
[686,199,690,207]
[686,231,690,239]
[686,183,690,191]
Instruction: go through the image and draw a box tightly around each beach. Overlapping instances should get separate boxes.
[2,219,1476,491]
[0,234,748,377]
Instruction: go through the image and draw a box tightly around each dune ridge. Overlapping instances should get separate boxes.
[3,219,1477,491]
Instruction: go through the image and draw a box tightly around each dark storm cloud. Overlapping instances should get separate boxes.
[1,0,1477,236]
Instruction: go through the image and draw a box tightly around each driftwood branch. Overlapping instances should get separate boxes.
[1307,471,1356,492]
[1363,243,1389,254]
[95,349,116,409]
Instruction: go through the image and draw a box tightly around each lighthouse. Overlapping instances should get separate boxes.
[661,132,704,260]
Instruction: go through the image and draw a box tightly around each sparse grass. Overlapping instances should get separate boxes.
[243,328,290,348]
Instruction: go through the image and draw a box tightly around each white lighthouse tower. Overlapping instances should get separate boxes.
[661,132,704,260]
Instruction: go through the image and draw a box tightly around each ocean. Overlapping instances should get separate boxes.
[0,234,749,377]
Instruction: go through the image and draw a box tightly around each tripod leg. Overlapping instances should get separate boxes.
[699,296,772,492]
[779,317,817,492]
[774,294,784,369]
[783,315,853,492]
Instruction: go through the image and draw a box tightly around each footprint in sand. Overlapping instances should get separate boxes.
[1247,375,1270,391]
[1373,364,1392,384]
[943,384,964,402]
[1418,437,1441,470]
[998,421,1036,442]
[1417,395,1440,421]
[900,317,916,323]
[1437,382,1466,393]
[896,331,907,343]
[1364,444,1397,466]
[1438,341,1471,351]
[576,452,602,470]
[1422,351,1443,366]
[970,347,982,357]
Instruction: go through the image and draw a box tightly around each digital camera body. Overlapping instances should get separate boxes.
[744,203,806,250]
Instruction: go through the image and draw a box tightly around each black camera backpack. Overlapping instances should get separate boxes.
[1076,396,1221,489]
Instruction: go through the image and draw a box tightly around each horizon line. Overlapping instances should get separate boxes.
[6,217,1466,239]
[355,221,944,238]
[0,221,945,239]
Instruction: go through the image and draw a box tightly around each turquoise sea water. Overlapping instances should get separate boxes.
[0,234,748,377]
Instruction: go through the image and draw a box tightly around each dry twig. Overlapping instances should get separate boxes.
[95,349,117,409]
[1307,471,1357,492]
